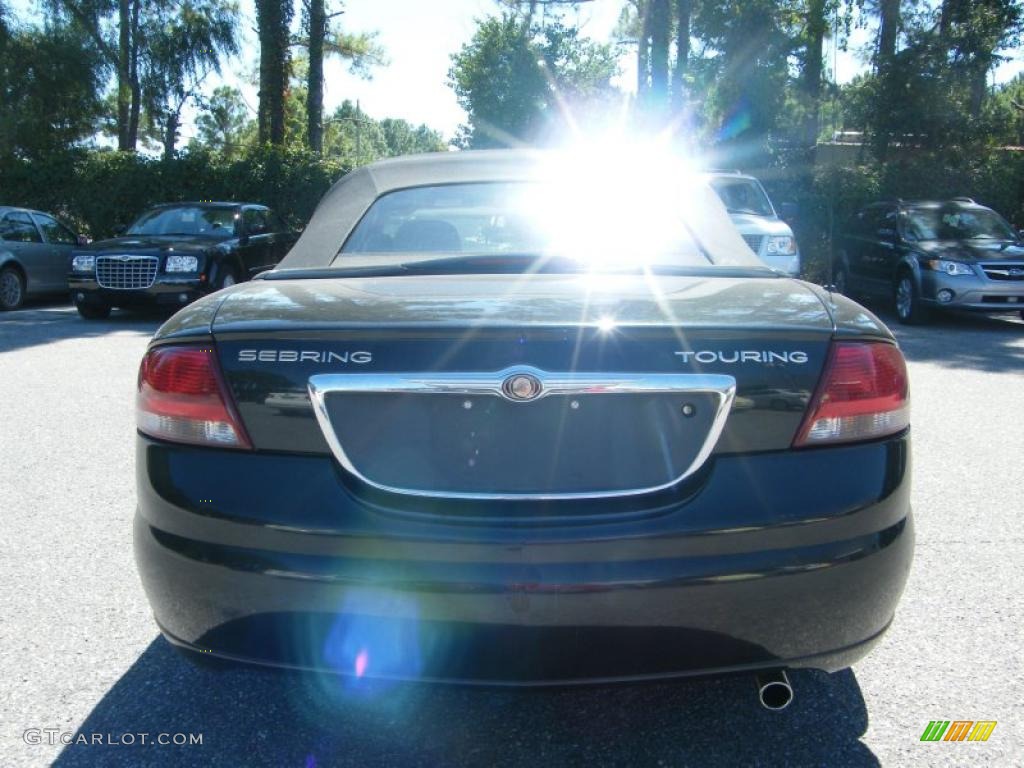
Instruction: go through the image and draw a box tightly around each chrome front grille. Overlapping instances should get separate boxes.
[980,263,1024,281]
[742,235,764,254]
[95,256,159,289]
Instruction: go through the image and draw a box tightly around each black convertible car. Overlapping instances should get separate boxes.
[134,150,912,704]
[70,201,295,318]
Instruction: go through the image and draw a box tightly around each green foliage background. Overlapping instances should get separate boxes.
[0,146,349,238]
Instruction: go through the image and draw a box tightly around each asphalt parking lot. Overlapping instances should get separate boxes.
[1,298,1023,767]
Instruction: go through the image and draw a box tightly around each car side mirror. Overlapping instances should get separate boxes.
[778,202,798,222]
[76,234,91,246]
[1018,229,1024,240]
[111,224,126,236]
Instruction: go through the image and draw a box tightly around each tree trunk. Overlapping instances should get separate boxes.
[938,0,965,39]
[117,0,131,150]
[163,111,179,161]
[649,0,670,110]
[671,0,690,112]
[803,0,826,146]
[306,0,326,154]
[127,0,141,150]
[637,1,650,101]
[257,0,292,146]
[875,0,901,159]
[969,65,989,115]
[877,0,899,71]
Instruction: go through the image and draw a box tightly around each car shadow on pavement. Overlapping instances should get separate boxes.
[0,303,165,355]
[859,302,1024,374]
[53,637,878,767]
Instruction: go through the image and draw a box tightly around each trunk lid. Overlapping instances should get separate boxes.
[213,274,834,497]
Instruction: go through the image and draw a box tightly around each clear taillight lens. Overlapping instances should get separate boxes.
[137,345,251,449]
[794,341,909,447]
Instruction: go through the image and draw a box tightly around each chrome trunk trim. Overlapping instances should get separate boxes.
[308,366,736,501]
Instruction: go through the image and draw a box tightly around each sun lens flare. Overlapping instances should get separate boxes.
[518,139,702,269]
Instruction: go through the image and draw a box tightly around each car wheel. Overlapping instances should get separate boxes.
[76,301,111,320]
[216,265,238,290]
[894,273,929,325]
[0,266,25,311]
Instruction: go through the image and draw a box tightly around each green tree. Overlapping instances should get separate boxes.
[991,74,1024,146]
[143,1,239,160]
[448,14,619,147]
[378,118,446,156]
[693,0,799,143]
[49,0,237,152]
[938,0,1022,114]
[0,23,106,158]
[195,85,253,158]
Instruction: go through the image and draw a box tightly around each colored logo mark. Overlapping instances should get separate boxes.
[920,720,997,742]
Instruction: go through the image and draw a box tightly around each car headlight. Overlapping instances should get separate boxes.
[71,254,95,272]
[926,259,973,276]
[765,236,797,256]
[165,254,199,273]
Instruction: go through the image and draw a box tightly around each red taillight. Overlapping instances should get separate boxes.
[137,346,251,449]
[794,341,909,447]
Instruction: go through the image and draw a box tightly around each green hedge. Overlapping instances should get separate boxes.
[0,146,351,238]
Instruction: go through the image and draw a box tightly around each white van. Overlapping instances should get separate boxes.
[705,172,801,276]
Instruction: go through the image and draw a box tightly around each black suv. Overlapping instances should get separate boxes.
[69,202,296,319]
[833,198,1024,324]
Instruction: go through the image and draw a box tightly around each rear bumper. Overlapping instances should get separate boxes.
[134,433,913,684]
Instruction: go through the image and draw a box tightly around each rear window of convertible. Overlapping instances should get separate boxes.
[337,181,720,269]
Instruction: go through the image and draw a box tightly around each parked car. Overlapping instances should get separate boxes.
[0,206,85,310]
[705,171,800,276]
[833,198,1024,324]
[69,201,296,319]
[134,151,912,701]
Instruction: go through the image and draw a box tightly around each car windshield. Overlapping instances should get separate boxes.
[905,208,1017,241]
[337,180,761,272]
[126,206,237,237]
[707,177,775,217]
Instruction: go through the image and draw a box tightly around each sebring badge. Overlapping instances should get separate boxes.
[501,372,543,402]
[238,349,372,364]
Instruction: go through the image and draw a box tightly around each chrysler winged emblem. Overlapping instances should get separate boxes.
[501,372,543,402]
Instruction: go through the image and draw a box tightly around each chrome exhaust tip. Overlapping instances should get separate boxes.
[756,669,793,711]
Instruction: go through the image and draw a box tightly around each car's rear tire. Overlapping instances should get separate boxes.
[0,266,25,311]
[76,301,111,320]
[894,273,929,325]
[216,264,238,290]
